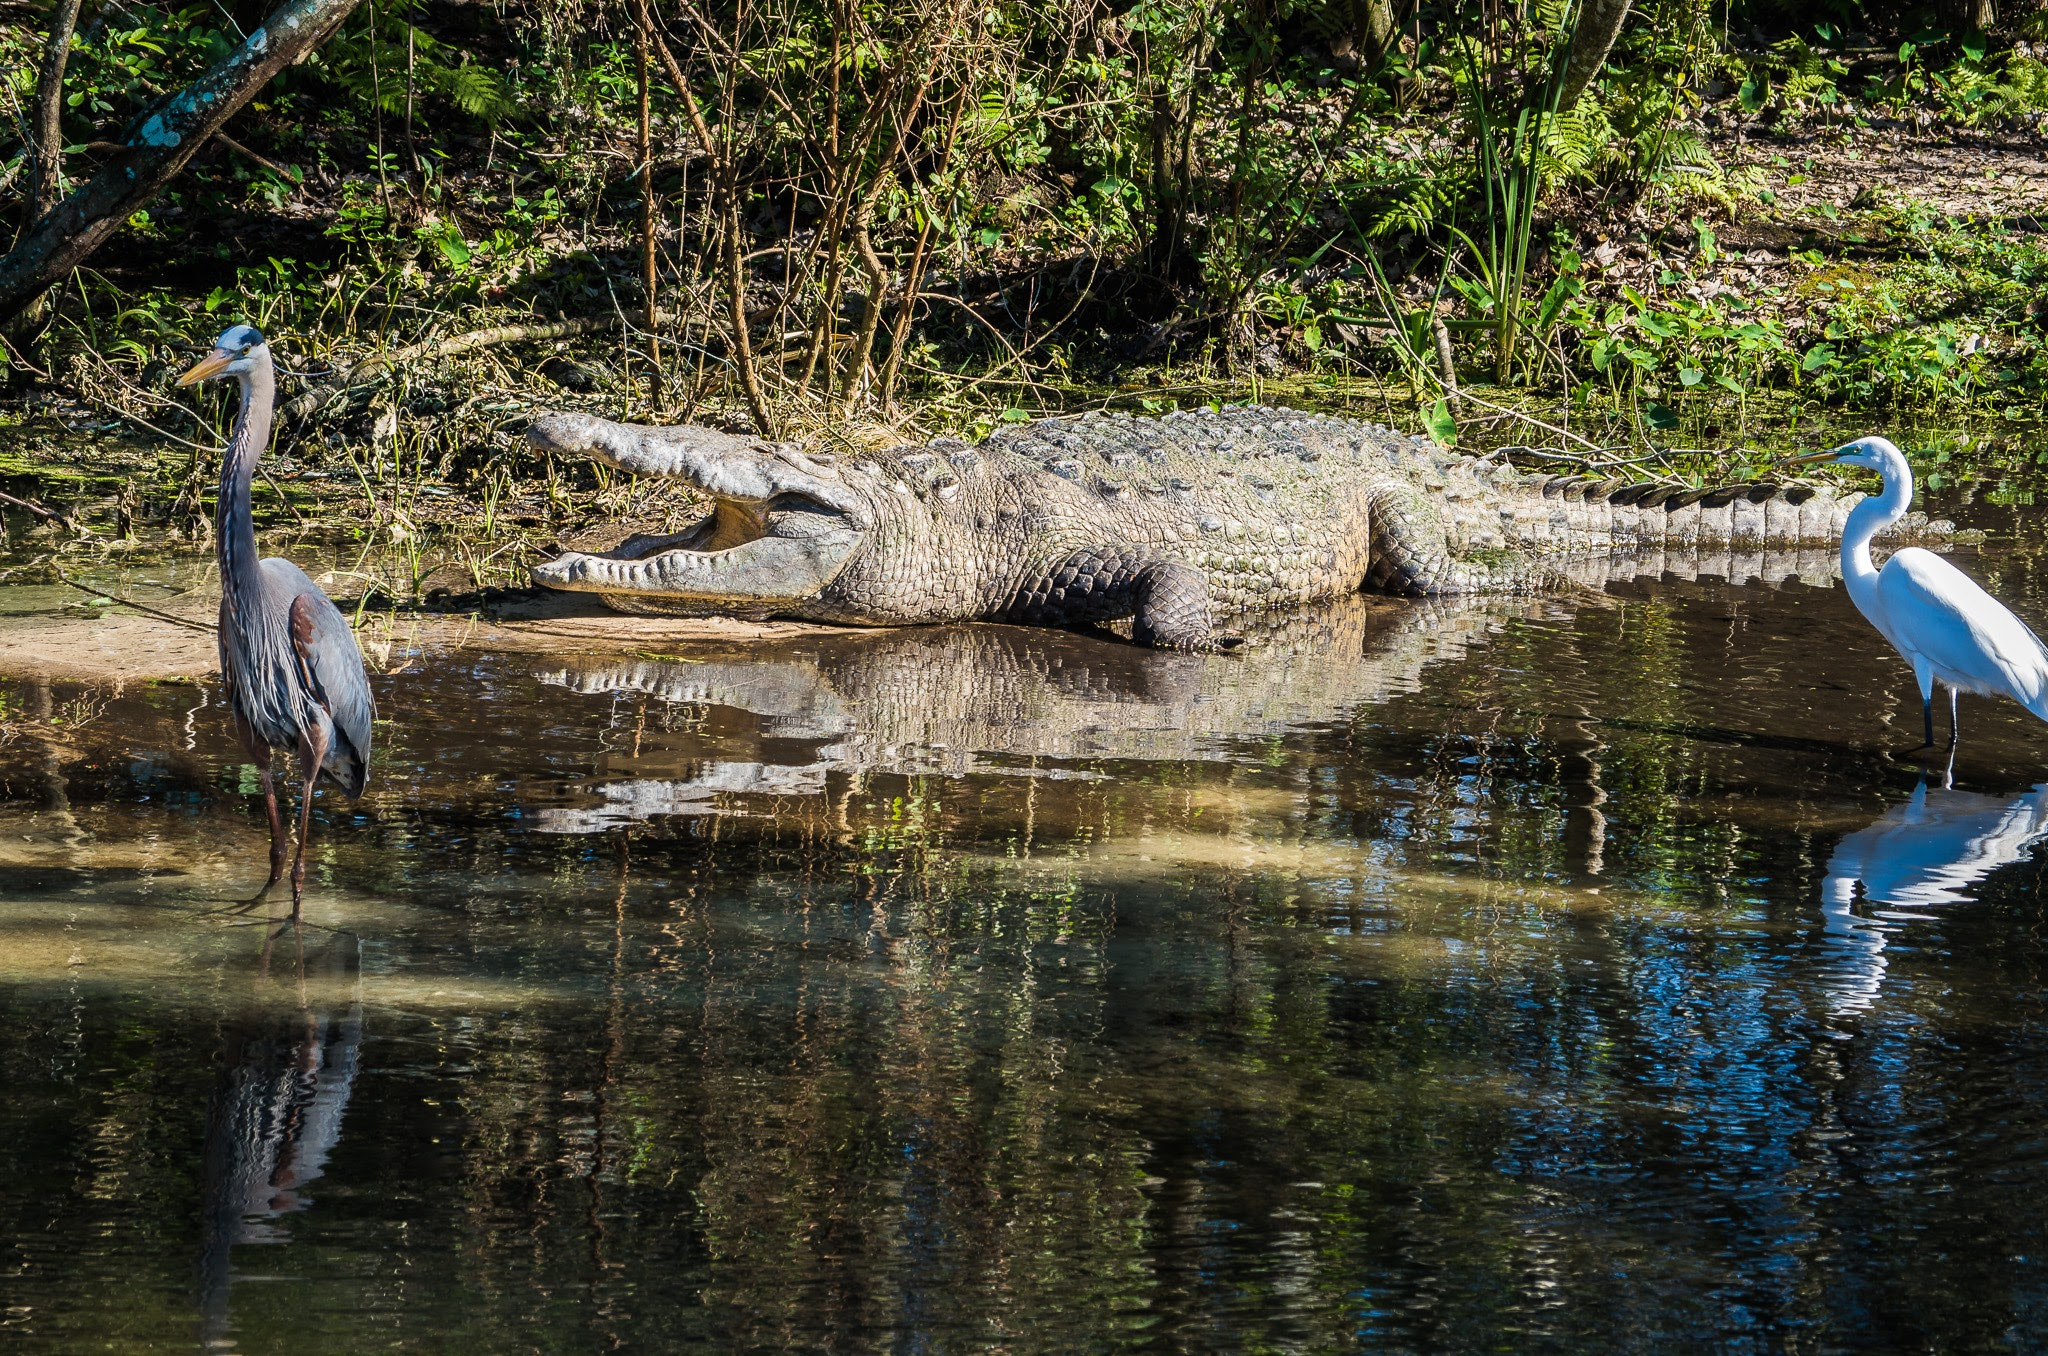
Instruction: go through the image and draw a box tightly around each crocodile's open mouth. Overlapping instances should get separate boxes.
[530,495,862,614]
[521,411,866,614]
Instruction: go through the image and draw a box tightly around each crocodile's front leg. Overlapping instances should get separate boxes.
[1363,482,1552,596]
[1002,548,1233,650]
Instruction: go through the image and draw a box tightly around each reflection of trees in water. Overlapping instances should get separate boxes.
[15,573,2048,1347]
[453,584,2047,1344]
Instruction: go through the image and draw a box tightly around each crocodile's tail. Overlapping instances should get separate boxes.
[1367,464,1967,598]
[1488,468,1957,552]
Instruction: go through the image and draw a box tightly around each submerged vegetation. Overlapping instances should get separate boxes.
[0,0,2046,575]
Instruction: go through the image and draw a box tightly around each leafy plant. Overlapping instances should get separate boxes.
[1443,19,1574,386]
[316,3,514,124]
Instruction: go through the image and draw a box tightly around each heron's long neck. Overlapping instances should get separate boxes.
[217,369,272,607]
[1838,466,1909,626]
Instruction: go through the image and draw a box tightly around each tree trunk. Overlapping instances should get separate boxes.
[633,0,657,353]
[1145,22,1213,284]
[28,0,87,226]
[0,0,366,323]
[1555,0,1633,112]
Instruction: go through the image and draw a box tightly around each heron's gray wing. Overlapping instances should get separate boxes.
[286,586,375,796]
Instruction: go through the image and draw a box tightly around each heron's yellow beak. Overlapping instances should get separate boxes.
[176,350,234,385]
[1784,449,1843,467]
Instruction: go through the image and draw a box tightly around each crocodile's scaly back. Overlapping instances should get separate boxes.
[528,406,1953,648]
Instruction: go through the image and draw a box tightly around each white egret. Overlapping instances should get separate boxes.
[1793,436,2048,748]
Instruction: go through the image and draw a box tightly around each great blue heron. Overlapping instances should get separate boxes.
[179,324,374,914]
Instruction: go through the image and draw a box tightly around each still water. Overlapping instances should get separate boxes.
[6,488,2048,1351]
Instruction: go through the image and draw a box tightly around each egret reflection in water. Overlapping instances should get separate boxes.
[1821,779,2048,1014]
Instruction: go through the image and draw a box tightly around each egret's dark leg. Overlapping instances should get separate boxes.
[1922,693,1936,750]
[1947,687,1960,749]
[289,723,331,919]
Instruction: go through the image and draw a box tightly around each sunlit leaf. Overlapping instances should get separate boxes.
[1423,398,1457,447]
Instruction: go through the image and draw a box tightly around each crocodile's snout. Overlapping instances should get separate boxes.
[525,412,607,459]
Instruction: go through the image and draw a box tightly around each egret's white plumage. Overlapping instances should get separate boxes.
[1806,436,2048,746]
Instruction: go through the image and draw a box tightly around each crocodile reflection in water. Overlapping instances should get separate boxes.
[530,592,1544,831]
[1820,780,2048,1015]
[198,927,363,1352]
[531,546,1842,832]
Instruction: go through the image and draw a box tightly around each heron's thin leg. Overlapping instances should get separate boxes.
[290,724,331,920]
[1922,693,1936,749]
[227,732,287,908]
[257,763,287,887]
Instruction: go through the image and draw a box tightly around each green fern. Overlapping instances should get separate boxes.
[316,20,514,124]
[1369,162,1470,237]
[1542,100,1613,179]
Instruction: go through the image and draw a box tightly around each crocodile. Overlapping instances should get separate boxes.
[526,405,1949,648]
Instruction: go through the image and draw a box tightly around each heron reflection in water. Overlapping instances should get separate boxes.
[1820,779,2048,1015]
[198,925,362,1351]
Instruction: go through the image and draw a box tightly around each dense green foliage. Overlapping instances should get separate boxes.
[3,0,2047,445]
